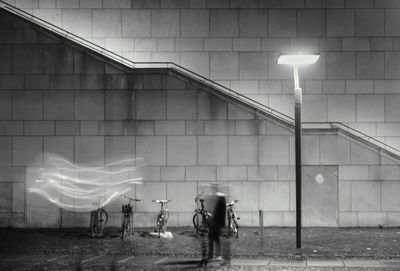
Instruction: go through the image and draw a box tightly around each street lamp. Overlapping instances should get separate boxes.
[277,53,319,250]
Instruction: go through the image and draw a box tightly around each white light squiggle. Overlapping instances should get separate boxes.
[27,154,143,212]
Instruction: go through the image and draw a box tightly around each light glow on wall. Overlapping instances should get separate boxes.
[27,155,143,212]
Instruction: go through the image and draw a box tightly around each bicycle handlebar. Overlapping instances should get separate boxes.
[195,192,204,201]
[121,195,141,202]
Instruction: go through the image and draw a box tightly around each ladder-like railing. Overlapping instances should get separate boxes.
[1,1,400,160]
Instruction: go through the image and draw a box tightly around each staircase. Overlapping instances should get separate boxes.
[1,0,399,163]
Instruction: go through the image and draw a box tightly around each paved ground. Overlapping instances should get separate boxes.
[2,254,400,270]
[1,227,400,270]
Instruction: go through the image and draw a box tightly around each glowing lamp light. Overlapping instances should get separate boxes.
[277,53,320,66]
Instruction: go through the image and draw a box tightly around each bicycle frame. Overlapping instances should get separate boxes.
[89,201,108,238]
[121,195,140,239]
[194,193,203,236]
[193,193,213,236]
[227,200,239,238]
[152,199,171,238]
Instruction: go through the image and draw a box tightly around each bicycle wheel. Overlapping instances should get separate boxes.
[121,216,127,239]
[89,211,97,238]
[233,221,239,239]
[102,209,109,226]
[228,217,238,237]
[157,212,164,238]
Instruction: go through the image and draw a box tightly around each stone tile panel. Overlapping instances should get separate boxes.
[12,182,24,213]
[62,9,92,37]
[136,136,166,166]
[297,9,326,37]
[320,135,351,165]
[13,137,43,166]
[198,136,228,165]
[217,166,246,181]
[74,90,104,120]
[351,181,381,211]
[24,121,54,135]
[358,212,387,227]
[385,95,400,122]
[259,135,290,165]
[151,10,180,37]
[13,91,43,120]
[356,9,384,36]
[356,52,384,79]
[166,90,197,120]
[44,45,73,74]
[0,121,23,136]
[160,166,185,181]
[92,9,121,37]
[247,165,278,181]
[180,9,209,37]
[327,95,356,122]
[0,137,11,166]
[105,136,135,164]
[197,92,228,120]
[210,52,238,80]
[44,90,74,120]
[327,52,355,80]
[105,90,134,120]
[239,9,268,37]
[136,90,166,120]
[186,166,216,181]
[204,120,234,135]
[259,182,290,211]
[43,136,74,164]
[228,136,258,165]
[74,136,105,166]
[12,45,43,74]
[167,136,197,165]
[167,182,197,212]
[228,182,259,211]
[239,52,268,80]
[210,9,238,37]
[339,165,369,181]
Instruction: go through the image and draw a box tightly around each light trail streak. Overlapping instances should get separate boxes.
[27,154,143,212]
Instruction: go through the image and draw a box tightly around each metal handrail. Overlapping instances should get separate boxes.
[303,122,400,158]
[1,1,400,159]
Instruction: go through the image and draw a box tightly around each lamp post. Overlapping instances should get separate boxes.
[277,53,320,249]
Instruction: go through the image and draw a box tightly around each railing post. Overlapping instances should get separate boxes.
[259,210,263,236]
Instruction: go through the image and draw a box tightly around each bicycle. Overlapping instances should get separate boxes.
[227,200,240,239]
[89,202,108,238]
[152,199,171,238]
[121,195,141,239]
[192,192,213,236]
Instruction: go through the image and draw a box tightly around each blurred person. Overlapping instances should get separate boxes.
[200,184,230,266]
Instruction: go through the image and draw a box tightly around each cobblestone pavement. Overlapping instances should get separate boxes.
[0,227,400,270]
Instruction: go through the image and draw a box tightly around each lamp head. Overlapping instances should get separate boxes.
[277,53,320,66]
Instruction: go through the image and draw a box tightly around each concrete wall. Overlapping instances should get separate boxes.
[5,0,400,151]
[0,7,400,228]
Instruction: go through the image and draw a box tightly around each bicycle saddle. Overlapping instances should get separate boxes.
[199,199,205,203]
[152,199,171,203]
[227,200,239,206]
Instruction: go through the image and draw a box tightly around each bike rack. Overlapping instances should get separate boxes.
[259,210,264,236]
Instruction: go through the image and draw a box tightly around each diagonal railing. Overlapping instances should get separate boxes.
[1,0,400,160]
[0,0,293,125]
